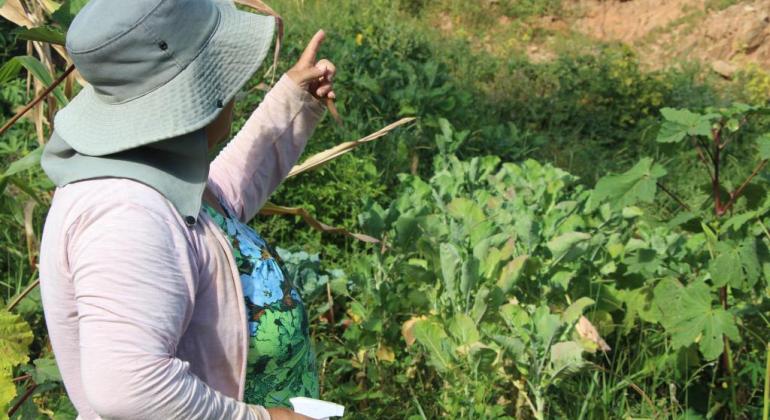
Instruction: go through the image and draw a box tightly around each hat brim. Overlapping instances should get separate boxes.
[55,0,276,156]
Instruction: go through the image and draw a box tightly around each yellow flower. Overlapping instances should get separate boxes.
[355,33,364,46]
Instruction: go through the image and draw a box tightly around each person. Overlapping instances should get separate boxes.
[37,0,336,418]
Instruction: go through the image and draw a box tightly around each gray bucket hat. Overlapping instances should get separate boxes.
[55,0,276,156]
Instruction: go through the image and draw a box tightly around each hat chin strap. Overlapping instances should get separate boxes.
[234,0,284,84]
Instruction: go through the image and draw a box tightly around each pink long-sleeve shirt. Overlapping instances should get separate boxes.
[38,74,325,420]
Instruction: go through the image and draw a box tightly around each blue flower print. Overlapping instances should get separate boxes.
[241,263,284,307]
[201,200,318,408]
[225,217,238,236]
[237,233,263,259]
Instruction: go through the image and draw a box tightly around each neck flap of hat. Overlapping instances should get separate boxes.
[41,129,209,226]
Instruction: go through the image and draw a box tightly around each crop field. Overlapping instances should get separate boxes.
[1,0,770,418]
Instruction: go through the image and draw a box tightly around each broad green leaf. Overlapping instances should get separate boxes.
[15,26,66,45]
[625,248,662,276]
[0,310,33,371]
[468,342,497,372]
[479,238,514,278]
[468,285,488,323]
[756,133,770,160]
[550,270,575,290]
[439,243,461,297]
[668,211,697,228]
[709,239,760,290]
[358,201,385,238]
[412,319,454,372]
[654,278,740,360]
[547,231,591,262]
[561,297,595,324]
[496,254,528,293]
[621,206,644,218]
[499,303,531,342]
[533,305,562,347]
[51,0,90,28]
[0,368,16,420]
[0,309,33,417]
[618,286,660,334]
[446,197,484,225]
[0,56,68,106]
[549,341,585,378]
[721,211,755,232]
[657,108,714,143]
[394,215,421,248]
[448,313,479,345]
[1,147,43,179]
[459,258,478,302]
[591,158,667,208]
[491,334,526,356]
[30,358,62,384]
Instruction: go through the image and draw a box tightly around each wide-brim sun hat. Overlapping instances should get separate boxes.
[54,0,276,156]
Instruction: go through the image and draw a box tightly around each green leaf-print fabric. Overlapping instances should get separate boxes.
[203,202,319,407]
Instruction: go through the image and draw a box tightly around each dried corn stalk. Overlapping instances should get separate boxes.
[288,117,415,178]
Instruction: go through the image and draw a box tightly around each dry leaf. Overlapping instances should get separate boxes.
[287,117,416,178]
[259,202,379,243]
[0,0,34,28]
[401,315,427,347]
[23,201,37,270]
[576,315,611,352]
[376,344,395,362]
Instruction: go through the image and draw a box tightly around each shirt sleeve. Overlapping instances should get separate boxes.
[66,203,270,420]
[208,73,325,223]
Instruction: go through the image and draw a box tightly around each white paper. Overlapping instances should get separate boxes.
[290,397,345,419]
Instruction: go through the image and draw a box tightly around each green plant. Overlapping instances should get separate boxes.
[327,112,770,417]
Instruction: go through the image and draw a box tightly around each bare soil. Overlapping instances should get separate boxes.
[570,0,770,73]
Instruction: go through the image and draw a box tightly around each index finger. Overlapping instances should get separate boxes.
[298,30,325,66]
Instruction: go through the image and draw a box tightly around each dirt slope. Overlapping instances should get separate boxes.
[571,0,770,75]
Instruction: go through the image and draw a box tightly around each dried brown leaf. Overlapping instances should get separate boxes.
[288,117,416,178]
[0,0,34,28]
[23,200,37,270]
[576,315,611,352]
[401,316,427,347]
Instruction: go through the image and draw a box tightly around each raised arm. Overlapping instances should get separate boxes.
[208,74,324,222]
[67,203,269,419]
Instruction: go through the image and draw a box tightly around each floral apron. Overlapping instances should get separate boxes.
[202,200,319,407]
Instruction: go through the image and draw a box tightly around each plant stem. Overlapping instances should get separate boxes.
[699,134,715,163]
[723,330,738,416]
[764,343,770,420]
[712,128,722,215]
[709,125,739,415]
[0,64,74,136]
[7,383,37,418]
[656,181,691,211]
[326,281,335,324]
[691,135,715,181]
[719,159,769,216]
[11,374,30,383]
[6,278,39,312]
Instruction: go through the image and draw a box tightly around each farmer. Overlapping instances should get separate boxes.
[37,0,334,418]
